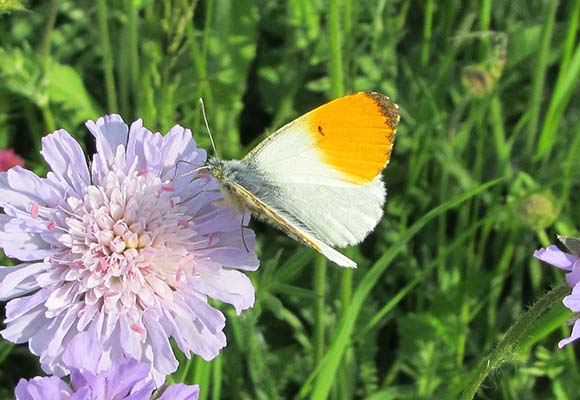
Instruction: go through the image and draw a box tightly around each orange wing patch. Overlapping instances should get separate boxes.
[305,92,399,184]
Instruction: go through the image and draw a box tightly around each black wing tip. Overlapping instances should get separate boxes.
[363,91,400,131]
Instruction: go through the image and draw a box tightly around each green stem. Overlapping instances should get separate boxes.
[193,358,211,400]
[39,0,60,71]
[128,0,139,114]
[97,0,118,112]
[560,1,580,71]
[479,0,491,31]
[314,255,327,365]
[536,38,580,159]
[537,228,550,247]
[211,356,222,400]
[38,0,60,133]
[328,0,344,98]
[322,0,342,377]
[41,107,56,133]
[490,97,509,172]
[421,0,434,66]
[339,265,353,399]
[340,268,352,311]
[460,283,570,400]
[188,0,213,144]
[525,0,558,154]
[342,0,352,91]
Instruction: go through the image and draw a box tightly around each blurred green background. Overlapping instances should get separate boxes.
[1,0,579,399]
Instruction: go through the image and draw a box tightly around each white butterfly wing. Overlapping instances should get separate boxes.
[244,126,386,249]
[218,92,399,267]
[244,92,397,246]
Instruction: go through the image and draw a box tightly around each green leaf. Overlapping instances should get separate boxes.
[47,62,100,125]
[0,0,25,13]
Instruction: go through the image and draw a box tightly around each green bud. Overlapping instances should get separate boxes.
[517,192,558,229]
[462,65,496,97]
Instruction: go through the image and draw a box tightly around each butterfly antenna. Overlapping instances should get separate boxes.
[169,160,210,182]
[199,98,219,159]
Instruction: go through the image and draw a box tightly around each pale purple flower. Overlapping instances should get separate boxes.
[534,245,580,287]
[15,332,200,399]
[0,115,259,384]
[534,242,580,348]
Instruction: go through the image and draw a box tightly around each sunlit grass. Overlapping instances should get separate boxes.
[0,1,579,399]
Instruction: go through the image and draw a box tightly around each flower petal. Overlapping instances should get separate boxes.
[86,114,129,164]
[106,358,151,397]
[167,299,227,361]
[143,311,179,380]
[4,290,50,323]
[159,125,205,179]
[125,119,147,172]
[123,383,156,400]
[0,231,54,261]
[4,167,62,208]
[62,332,101,373]
[565,261,580,287]
[0,172,36,210]
[195,231,259,271]
[0,262,49,300]
[534,245,579,270]
[2,306,47,344]
[182,321,226,362]
[118,313,144,359]
[558,319,580,348]
[180,293,226,335]
[125,120,164,176]
[15,377,72,400]
[562,283,580,312]
[158,384,200,400]
[40,129,89,195]
[191,266,255,315]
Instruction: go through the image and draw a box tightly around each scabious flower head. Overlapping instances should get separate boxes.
[534,238,580,348]
[14,332,200,400]
[0,115,259,384]
[0,148,24,171]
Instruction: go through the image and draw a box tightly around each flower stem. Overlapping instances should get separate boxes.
[39,0,60,72]
[38,0,60,133]
[127,0,139,115]
[328,0,344,98]
[97,0,118,112]
[460,283,570,400]
[421,0,434,66]
[314,255,327,365]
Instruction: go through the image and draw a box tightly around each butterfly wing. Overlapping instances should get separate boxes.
[218,173,358,267]
[241,92,399,249]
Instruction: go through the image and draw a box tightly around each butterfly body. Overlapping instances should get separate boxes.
[208,92,399,268]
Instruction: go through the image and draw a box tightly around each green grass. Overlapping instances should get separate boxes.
[1,1,579,399]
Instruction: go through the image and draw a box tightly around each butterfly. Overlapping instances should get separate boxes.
[207,92,399,268]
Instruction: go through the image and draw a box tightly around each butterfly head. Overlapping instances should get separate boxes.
[206,157,224,180]
[207,157,252,184]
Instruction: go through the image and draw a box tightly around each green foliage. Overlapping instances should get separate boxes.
[0,0,24,13]
[0,1,579,399]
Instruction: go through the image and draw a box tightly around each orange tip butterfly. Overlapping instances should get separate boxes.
[206,92,399,268]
